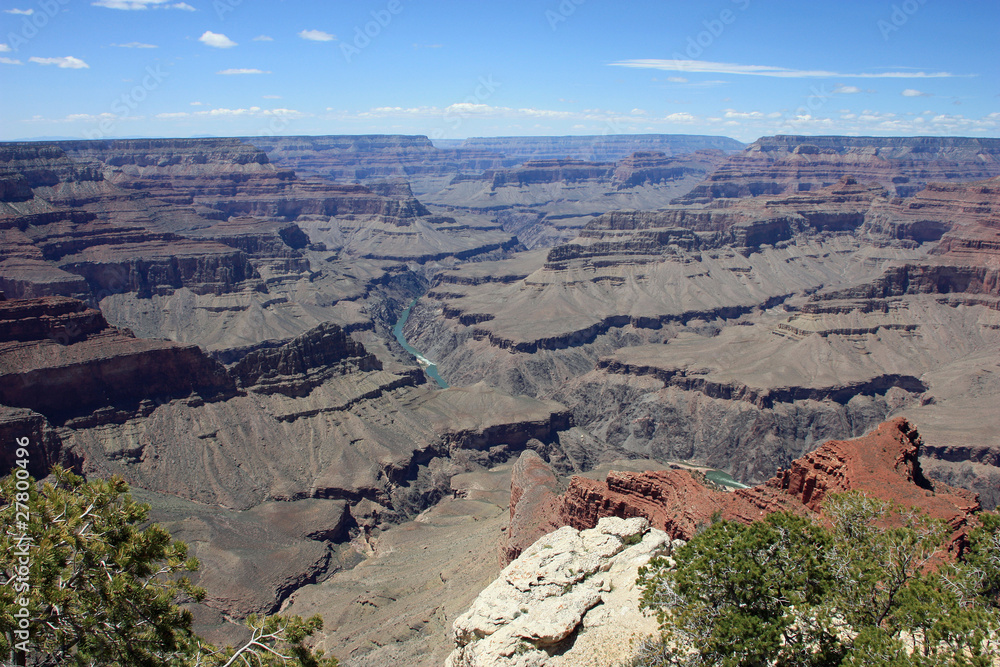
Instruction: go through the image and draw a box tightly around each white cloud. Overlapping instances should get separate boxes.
[299,29,335,42]
[29,56,89,69]
[667,76,688,83]
[218,68,271,75]
[4,8,33,15]
[1,57,23,65]
[156,106,306,120]
[93,0,193,9]
[724,109,766,119]
[112,42,158,48]
[190,101,204,106]
[663,112,697,122]
[253,35,274,42]
[834,85,861,94]
[902,88,932,97]
[609,59,968,79]
[199,31,237,48]
[0,44,13,52]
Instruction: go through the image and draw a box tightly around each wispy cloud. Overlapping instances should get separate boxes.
[253,35,274,42]
[93,0,194,9]
[1,57,23,65]
[199,31,237,48]
[154,106,306,120]
[218,68,270,75]
[902,88,932,97]
[0,44,11,52]
[609,59,968,79]
[298,29,335,42]
[833,85,862,94]
[4,8,33,15]
[112,42,158,48]
[29,56,89,69]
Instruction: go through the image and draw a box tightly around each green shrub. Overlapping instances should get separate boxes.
[633,492,1000,667]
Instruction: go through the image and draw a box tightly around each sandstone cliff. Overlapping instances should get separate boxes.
[543,419,979,551]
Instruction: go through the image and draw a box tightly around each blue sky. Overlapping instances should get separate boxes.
[1,0,997,142]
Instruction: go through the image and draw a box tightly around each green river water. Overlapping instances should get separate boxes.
[393,299,449,389]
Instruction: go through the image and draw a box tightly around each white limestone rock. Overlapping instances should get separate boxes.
[446,516,671,667]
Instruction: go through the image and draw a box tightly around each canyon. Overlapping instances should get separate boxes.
[2,133,1000,665]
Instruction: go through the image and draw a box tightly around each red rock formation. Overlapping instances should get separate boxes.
[546,418,979,550]
[503,450,562,563]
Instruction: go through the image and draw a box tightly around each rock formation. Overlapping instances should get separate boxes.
[0,289,579,637]
[674,135,1000,203]
[422,149,731,249]
[544,419,979,550]
[503,450,563,564]
[0,296,234,423]
[404,173,1000,498]
[446,517,674,667]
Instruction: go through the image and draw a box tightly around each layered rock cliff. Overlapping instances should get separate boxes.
[0,296,234,423]
[675,135,1000,203]
[543,419,979,551]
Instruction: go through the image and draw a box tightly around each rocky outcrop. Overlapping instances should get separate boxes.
[0,296,234,423]
[0,405,74,478]
[503,450,563,563]
[549,418,980,550]
[675,135,1000,204]
[446,517,673,667]
[411,383,573,453]
[611,150,727,189]
[484,160,613,188]
[231,322,383,395]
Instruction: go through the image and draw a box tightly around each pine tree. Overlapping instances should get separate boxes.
[0,467,337,667]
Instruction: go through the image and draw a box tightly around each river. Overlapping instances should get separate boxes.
[392,299,449,389]
[705,469,750,489]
